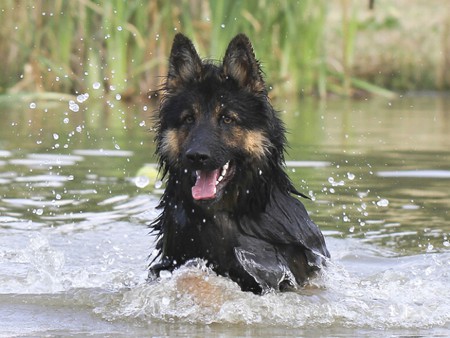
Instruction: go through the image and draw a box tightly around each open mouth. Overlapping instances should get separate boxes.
[191,161,235,201]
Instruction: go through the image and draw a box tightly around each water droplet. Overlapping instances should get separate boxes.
[35,208,44,215]
[139,121,146,127]
[162,297,170,306]
[347,172,355,180]
[63,118,70,124]
[117,26,123,31]
[53,133,59,140]
[443,241,450,247]
[221,24,225,28]
[154,180,163,189]
[68,100,79,112]
[135,176,149,188]
[29,102,36,109]
[76,93,89,103]
[357,191,370,198]
[376,198,389,207]
[115,94,121,101]
[93,82,101,90]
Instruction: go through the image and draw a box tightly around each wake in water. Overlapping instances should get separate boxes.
[97,238,450,329]
[1,227,449,333]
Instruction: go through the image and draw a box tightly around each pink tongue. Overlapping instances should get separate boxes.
[192,169,220,200]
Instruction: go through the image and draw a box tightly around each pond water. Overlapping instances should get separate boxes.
[0,94,449,337]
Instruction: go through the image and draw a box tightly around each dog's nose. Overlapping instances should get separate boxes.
[185,148,211,166]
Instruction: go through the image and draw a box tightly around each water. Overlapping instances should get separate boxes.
[0,95,449,336]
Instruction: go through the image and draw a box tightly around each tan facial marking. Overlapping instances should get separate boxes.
[243,130,271,158]
[160,129,181,161]
[226,128,270,158]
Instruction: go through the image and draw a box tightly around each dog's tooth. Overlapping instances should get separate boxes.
[218,175,224,182]
[221,163,229,177]
[196,170,200,178]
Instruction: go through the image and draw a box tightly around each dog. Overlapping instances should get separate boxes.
[149,33,330,294]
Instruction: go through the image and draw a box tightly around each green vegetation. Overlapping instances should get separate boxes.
[0,0,448,100]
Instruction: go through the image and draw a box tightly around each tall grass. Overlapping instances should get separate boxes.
[0,0,395,99]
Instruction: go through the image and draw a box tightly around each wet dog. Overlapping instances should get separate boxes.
[149,33,329,294]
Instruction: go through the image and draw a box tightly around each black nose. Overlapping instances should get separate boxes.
[185,148,211,167]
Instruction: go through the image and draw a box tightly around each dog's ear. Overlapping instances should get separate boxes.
[166,33,202,90]
[223,34,265,92]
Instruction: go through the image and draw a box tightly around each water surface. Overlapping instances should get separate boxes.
[0,95,449,336]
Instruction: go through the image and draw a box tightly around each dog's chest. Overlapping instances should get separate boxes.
[197,212,239,263]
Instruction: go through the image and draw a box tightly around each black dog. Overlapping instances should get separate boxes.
[149,33,329,294]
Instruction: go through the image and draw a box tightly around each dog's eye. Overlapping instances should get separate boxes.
[221,115,234,124]
[183,115,195,124]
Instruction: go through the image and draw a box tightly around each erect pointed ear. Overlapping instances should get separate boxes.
[222,34,266,92]
[166,33,202,91]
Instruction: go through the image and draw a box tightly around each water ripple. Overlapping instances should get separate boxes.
[377,170,450,178]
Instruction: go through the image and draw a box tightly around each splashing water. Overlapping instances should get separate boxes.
[68,100,80,112]
[135,175,150,188]
[76,93,89,103]
[100,245,450,330]
[2,221,449,336]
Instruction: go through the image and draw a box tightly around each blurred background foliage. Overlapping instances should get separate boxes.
[0,0,449,100]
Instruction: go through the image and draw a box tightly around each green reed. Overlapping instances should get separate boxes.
[0,0,396,99]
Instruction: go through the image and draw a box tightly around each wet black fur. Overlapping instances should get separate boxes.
[149,33,330,294]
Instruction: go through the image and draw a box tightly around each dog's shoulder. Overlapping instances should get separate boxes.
[238,186,330,263]
[233,187,329,291]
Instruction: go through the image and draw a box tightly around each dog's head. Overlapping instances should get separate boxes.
[155,34,287,210]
